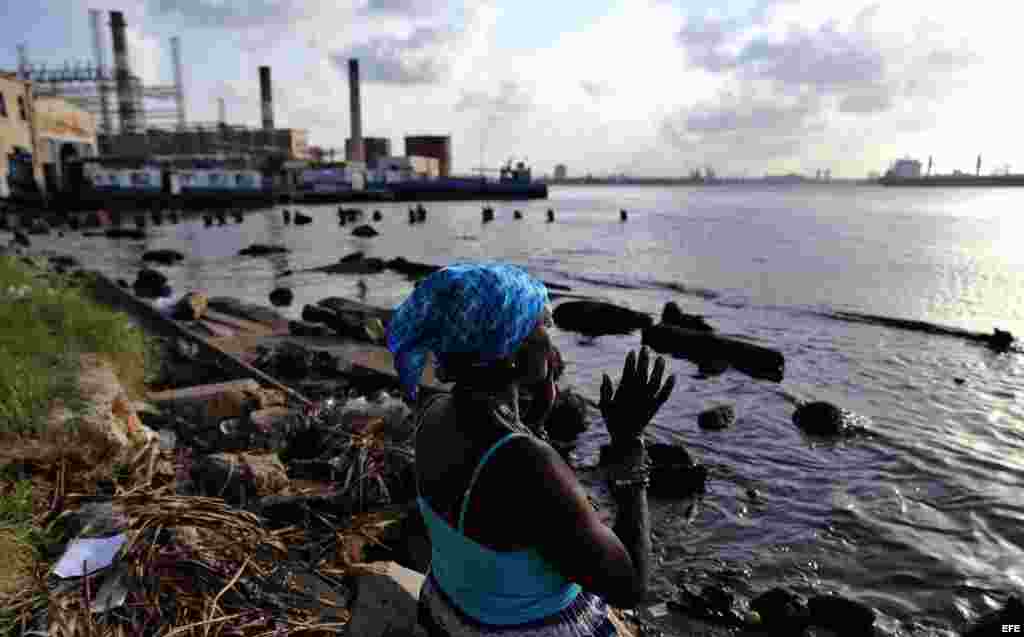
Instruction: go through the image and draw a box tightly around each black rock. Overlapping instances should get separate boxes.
[963,596,1024,637]
[134,283,173,299]
[351,224,379,238]
[13,230,31,248]
[302,304,337,325]
[134,268,168,289]
[513,210,523,219]
[642,323,784,383]
[547,209,555,222]
[553,300,653,338]
[696,358,730,378]
[293,212,313,225]
[990,328,1015,352]
[793,401,847,436]
[670,584,746,627]
[27,219,50,235]
[387,257,441,279]
[269,287,294,307]
[372,210,382,221]
[105,228,146,240]
[661,301,714,332]
[49,255,79,271]
[620,209,628,221]
[117,278,130,288]
[239,244,290,257]
[954,377,966,385]
[600,441,707,498]
[301,304,377,342]
[698,405,735,431]
[252,342,329,379]
[317,297,393,325]
[806,594,876,636]
[142,249,185,265]
[288,320,334,338]
[340,251,365,263]
[310,257,387,275]
[750,588,808,633]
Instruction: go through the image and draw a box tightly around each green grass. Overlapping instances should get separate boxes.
[0,256,153,434]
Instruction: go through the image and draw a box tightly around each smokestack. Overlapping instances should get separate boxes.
[171,37,186,131]
[259,66,274,131]
[16,44,28,80]
[348,59,364,163]
[109,11,138,134]
[89,11,113,135]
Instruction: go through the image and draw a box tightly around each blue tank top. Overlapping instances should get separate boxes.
[417,431,582,625]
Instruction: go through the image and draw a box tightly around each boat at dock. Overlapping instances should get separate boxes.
[879,156,1024,187]
[880,174,1024,187]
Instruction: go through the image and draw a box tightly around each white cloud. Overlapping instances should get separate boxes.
[18,0,1022,176]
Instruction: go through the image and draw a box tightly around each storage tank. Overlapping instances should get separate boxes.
[404,135,451,177]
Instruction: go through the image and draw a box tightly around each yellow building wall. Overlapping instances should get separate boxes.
[34,97,97,162]
[0,75,37,198]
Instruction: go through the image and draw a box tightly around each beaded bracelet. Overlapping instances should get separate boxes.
[611,475,651,490]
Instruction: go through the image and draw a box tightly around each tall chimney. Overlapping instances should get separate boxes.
[348,59,364,163]
[171,37,186,131]
[109,11,138,134]
[259,66,274,131]
[89,10,113,135]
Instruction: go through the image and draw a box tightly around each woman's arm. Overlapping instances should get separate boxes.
[514,437,651,608]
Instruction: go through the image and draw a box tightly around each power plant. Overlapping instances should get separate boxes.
[1,7,549,206]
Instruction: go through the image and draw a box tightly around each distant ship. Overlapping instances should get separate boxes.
[387,159,548,201]
[880,174,1024,187]
[880,156,1024,187]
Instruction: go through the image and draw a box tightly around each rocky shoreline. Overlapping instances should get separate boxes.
[2,217,1022,635]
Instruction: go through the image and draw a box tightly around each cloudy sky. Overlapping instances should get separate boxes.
[0,0,1016,177]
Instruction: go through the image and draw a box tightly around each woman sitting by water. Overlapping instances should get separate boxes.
[387,263,676,637]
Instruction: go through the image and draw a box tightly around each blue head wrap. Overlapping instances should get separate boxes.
[387,262,550,401]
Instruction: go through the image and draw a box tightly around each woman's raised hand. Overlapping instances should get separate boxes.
[599,346,676,446]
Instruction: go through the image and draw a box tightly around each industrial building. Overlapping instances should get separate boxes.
[404,135,451,177]
[19,11,183,137]
[17,12,308,165]
[1,72,98,200]
[888,158,923,178]
[100,126,308,161]
[373,156,440,182]
[345,136,390,168]
[0,72,38,199]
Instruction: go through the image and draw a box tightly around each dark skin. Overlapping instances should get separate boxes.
[416,325,676,609]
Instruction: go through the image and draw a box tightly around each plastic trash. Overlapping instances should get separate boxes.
[335,392,414,442]
[53,534,127,578]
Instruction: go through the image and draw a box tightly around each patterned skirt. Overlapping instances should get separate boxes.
[417,572,634,637]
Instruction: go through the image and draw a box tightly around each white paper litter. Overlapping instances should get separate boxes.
[52,534,127,578]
